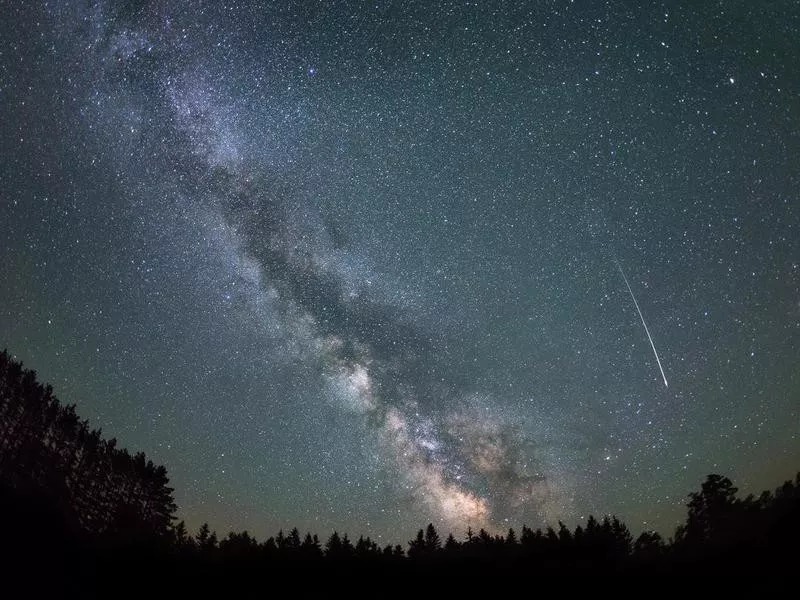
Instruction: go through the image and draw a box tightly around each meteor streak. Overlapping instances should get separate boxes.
[615,261,668,388]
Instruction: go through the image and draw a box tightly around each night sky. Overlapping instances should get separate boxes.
[1,1,798,544]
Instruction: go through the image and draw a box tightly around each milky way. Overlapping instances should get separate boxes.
[1,1,798,542]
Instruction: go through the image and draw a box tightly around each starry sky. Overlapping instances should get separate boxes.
[1,1,798,543]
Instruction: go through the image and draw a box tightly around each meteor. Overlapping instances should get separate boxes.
[615,261,668,388]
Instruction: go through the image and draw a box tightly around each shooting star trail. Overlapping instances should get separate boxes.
[615,261,669,388]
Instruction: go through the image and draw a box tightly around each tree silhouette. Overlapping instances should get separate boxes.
[677,473,739,547]
[407,528,426,559]
[633,531,664,558]
[341,533,355,557]
[505,527,517,545]
[325,531,342,558]
[424,523,441,553]
[355,535,379,558]
[301,532,322,559]
[287,527,301,552]
[196,523,218,554]
[219,530,258,559]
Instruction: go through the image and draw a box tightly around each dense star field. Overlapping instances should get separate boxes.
[1,1,798,543]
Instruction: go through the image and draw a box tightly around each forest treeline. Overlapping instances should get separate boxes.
[1,348,798,586]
